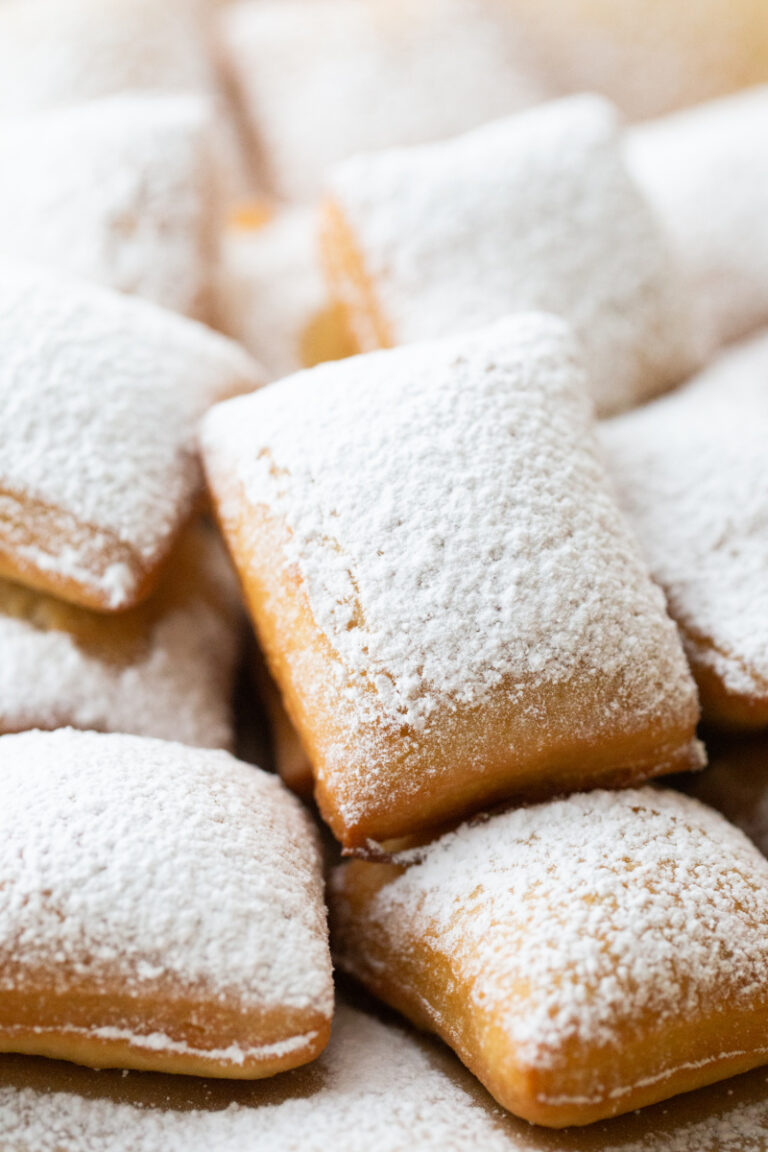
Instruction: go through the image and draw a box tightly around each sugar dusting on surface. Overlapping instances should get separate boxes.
[627,86,768,352]
[0,261,262,607]
[0,94,215,319]
[2,1001,768,1150]
[0,536,242,749]
[221,0,546,202]
[0,729,332,1019]
[327,94,700,415]
[333,788,768,1077]
[600,331,768,700]
[203,314,697,771]
[0,0,216,113]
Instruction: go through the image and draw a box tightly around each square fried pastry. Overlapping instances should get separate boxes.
[0,729,333,1077]
[0,525,241,749]
[628,86,768,353]
[331,787,768,1127]
[220,0,547,202]
[202,313,701,850]
[601,330,768,729]
[0,94,217,320]
[216,206,354,381]
[321,94,700,417]
[0,261,262,612]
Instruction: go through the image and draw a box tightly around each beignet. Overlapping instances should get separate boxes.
[0,729,333,1077]
[0,95,217,320]
[322,94,701,416]
[202,313,701,849]
[220,0,547,202]
[628,86,768,352]
[601,331,768,729]
[0,261,263,611]
[0,525,241,749]
[331,787,768,1127]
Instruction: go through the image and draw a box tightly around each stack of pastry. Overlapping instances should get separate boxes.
[2,1,768,1147]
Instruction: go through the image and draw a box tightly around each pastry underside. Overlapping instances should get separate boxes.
[0,974,330,1079]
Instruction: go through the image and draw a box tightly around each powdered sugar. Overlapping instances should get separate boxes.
[0,0,216,114]
[0,95,216,319]
[203,313,696,767]
[0,261,263,608]
[0,1003,519,1152]
[35,1024,321,1066]
[0,529,242,749]
[0,729,332,1021]
[2,1001,768,1149]
[221,0,547,202]
[333,788,768,1073]
[600,331,768,701]
[327,94,700,416]
[627,86,768,352]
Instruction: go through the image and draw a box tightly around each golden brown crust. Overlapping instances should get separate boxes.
[0,486,168,613]
[319,197,390,355]
[0,981,330,1079]
[209,472,701,850]
[299,299,357,372]
[0,484,201,614]
[682,626,768,730]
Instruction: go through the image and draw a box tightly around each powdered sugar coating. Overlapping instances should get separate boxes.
[203,314,697,779]
[327,94,699,416]
[0,531,242,749]
[221,0,547,202]
[216,207,329,380]
[2,1001,768,1150]
[0,261,263,608]
[0,0,216,114]
[627,86,768,352]
[333,788,768,1074]
[0,95,216,319]
[0,1004,524,1152]
[0,729,332,1021]
[600,331,768,702]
